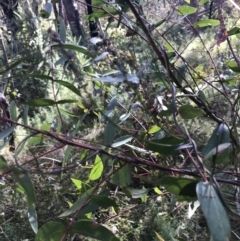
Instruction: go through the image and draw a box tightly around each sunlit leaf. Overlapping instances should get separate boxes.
[71,178,82,190]
[119,113,131,122]
[89,37,102,45]
[44,2,52,14]
[178,5,197,15]
[111,135,132,148]
[155,231,165,241]
[35,221,65,241]
[199,0,209,5]
[148,125,161,134]
[188,200,200,219]
[196,182,231,241]
[0,126,15,140]
[194,19,220,27]
[154,187,163,195]
[28,207,38,234]
[225,60,240,72]
[94,52,109,62]
[89,155,103,181]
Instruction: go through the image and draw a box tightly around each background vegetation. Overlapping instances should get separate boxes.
[0,0,240,240]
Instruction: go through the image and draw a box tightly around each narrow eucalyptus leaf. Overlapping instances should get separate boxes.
[9,100,17,121]
[12,168,36,206]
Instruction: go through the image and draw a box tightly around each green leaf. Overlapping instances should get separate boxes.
[125,188,150,199]
[107,96,117,111]
[89,155,103,181]
[148,125,161,134]
[111,162,131,187]
[9,100,17,121]
[202,123,230,163]
[178,5,197,15]
[23,105,29,126]
[0,126,15,140]
[225,60,240,72]
[203,143,231,162]
[0,155,10,173]
[0,54,36,74]
[154,19,166,29]
[55,56,68,66]
[69,220,120,241]
[35,221,65,241]
[51,43,93,58]
[56,99,78,104]
[146,136,185,155]
[71,178,82,190]
[28,207,38,234]
[111,135,132,148]
[25,99,55,107]
[54,80,81,96]
[173,63,186,84]
[104,116,117,146]
[194,19,220,27]
[59,188,94,217]
[199,0,209,5]
[154,187,162,195]
[196,182,231,241]
[27,134,44,146]
[12,168,36,207]
[228,27,240,36]
[197,90,207,104]
[160,176,198,201]
[179,105,203,119]
[91,195,119,213]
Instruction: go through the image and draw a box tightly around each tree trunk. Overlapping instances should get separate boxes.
[62,0,85,43]
[85,0,99,38]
